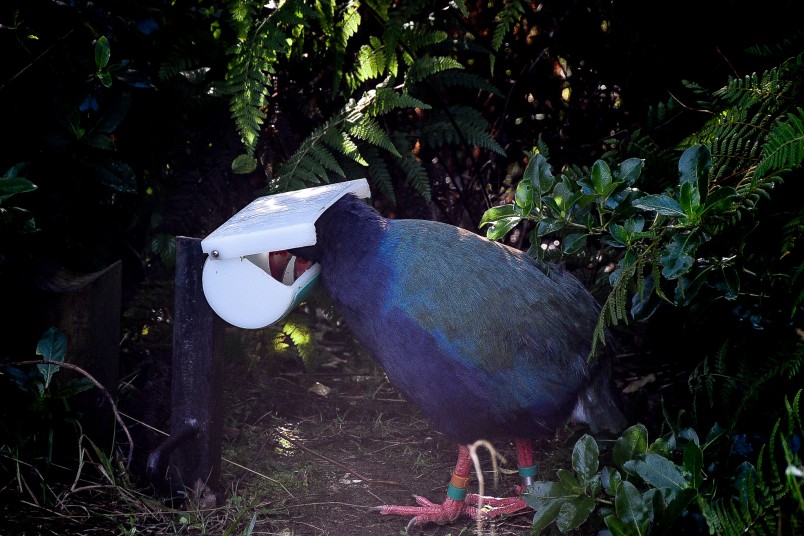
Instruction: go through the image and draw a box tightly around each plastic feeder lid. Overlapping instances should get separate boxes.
[201,178,371,259]
[200,179,371,330]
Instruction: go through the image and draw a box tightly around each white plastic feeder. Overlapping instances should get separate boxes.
[200,179,371,329]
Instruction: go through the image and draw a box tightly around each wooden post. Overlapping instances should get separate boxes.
[165,236,224,498]
[38,260,122,448]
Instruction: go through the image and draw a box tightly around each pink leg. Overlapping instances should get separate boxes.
[378,440,535,527]
[464,438,533,514]
[378,444,476,526]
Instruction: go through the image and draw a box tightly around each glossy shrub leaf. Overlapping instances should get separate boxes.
[515,178,534,214]
[614,480,649,534]
[683,442,704,489]
[556,496,596,532]
[613,424,649,467]
[591,159,612,194]
[232,154,259,174]
[678,143,711,192]
[572,434,600,483]
[702,185,738,213]
[660,233,699,279]
[0,176,37,202]
[624,453,688,500]
[536,217,563,237]
[531,498,564,532]
[480,204,517,227]
[609,223,629,246]
[633,194,685,216]
[678,182,701,217]
[524,480,575,508]
[486,217,520,240]
[617,157,644,185]
[524,153,555,195]
[36,327,67,389]
[722,266,740,300]
[602,466,622,496]
[562,233,587,254]
[95,36,111,69]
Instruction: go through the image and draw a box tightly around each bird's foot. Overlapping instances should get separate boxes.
[466,492,528,515]
[377,493,528,527]
[378,496,471,527]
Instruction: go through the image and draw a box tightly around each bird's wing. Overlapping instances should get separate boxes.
[378,220,597,415]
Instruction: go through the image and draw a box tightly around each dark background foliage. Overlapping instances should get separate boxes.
[1,0,802,534]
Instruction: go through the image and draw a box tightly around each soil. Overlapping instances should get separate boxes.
[209,325,579,536]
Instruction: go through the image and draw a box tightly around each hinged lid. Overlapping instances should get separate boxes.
[200,179,370,259]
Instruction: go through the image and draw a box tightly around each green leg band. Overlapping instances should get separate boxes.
[519,465,538,478]
[447,483,468,501]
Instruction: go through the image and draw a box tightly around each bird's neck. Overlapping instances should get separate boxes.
[314,194,389,306]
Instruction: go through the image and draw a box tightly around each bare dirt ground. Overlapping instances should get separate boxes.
[212,326,596,536]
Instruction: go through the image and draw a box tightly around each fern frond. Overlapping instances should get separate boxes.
[427,69,503,97]
[362,146,396,203]
[330,1,361,95]
[419,106,506,155]
[491,0,528,52]
[346,116,401,156]
[756,107,804,176]
[404,56,464,86]
[398,152,432,200]
[225,0,318,155]
[368,86,430,116]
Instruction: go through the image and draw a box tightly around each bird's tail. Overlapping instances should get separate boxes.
[571,358,627,435]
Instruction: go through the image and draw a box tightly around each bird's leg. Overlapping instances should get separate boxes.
[464,438,533,513]
[378,440,535,527]
[377,444,477,526]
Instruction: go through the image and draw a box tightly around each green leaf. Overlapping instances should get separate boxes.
[604,513,631,536]
[572,434,600,483]
[722,266,740,300]
[525,480,576,507]
[613,424,649,467]
[624,453,689,499]
[633,194,685,216]
[591,159,612,194]
[562,233,587,254]
[232,154,258,174]
[515,178,534,214]
[486,217,520,240]
[0,176,37,203]
[97,71,113,88]
[480,204,517,227]
[702,186,738,213]
[556,468,580,491]
[678,144,711,193]
[678,182,701,217]
[609,223,630,247]
[556,496,597,532]
[93,160,137,193]
[36,327,67,389]
[602,466,622,496]
[524,153,555,195]
[536,217,563,237]
[530,498,564,532]
[617,158,645,185]
[654,488,698,534]
[614,480,650,534]
[624,216,645,235]
[683,442,704,489]
[660,234,699,279]
[95,36,111,69]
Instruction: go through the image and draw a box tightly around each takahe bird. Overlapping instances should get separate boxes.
[286,193,626,526]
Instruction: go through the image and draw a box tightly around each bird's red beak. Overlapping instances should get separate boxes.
[269,251,314,283]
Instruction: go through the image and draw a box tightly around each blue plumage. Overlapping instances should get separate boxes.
[293,194,624,443]
[290,193,625,525]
